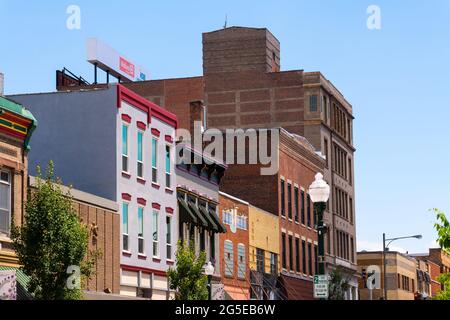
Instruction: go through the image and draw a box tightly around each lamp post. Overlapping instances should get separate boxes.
[382,233,422,300]
[309,173,330,277]
[205,261,215,300]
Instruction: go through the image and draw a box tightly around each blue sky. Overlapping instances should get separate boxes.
[1,1,449,254]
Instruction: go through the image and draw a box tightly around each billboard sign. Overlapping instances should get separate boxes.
[0,270,17,300]
[87,38,149,82]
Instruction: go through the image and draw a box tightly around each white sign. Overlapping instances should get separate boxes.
[313,275,329,299]
[0,270,17,300]
[211,283,225,300]
[87,38,150,82]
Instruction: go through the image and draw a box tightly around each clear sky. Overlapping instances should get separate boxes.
[1,1,449,254]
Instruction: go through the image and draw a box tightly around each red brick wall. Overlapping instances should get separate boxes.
[218,194,250,299]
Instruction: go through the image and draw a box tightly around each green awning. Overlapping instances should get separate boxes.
[188,202,208,228]
[0,266,33,300]
[208,208,227,233]
[178,197,197,224]
[198,205,219,232]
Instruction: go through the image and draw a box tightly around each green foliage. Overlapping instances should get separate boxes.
[167,240,208,300]
[431,208,450,300]
[328,266,350,300]
[11,161,95,300]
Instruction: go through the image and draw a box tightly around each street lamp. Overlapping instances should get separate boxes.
[204,261,215,300]
[382,233,422,300]
[309,173,330,276]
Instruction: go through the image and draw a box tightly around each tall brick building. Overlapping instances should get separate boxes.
[121,26,358,298]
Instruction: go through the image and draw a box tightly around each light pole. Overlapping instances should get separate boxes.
[205,261,215,300]
[382,233,422,300]
[309,173,330,277]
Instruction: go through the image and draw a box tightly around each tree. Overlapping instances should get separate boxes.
[167,240,208,300]
[328,266,350,300]
[431,208,450,300]
[11,161,95,300]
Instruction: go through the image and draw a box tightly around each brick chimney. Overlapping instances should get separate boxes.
[202,26,280,74]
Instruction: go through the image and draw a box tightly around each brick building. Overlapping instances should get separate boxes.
[119,26,358,297]
[0,96,36,269]
[357,251,417,300]
[248,204,280,300]
[217,128,325,300]
[28,176,121,298]
[412,248,450,297]
[10,85,178,299]
[218,192,250,300]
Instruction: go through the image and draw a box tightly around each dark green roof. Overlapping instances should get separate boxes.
[0,96,37,149]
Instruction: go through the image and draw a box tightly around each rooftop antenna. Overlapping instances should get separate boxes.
[223,14,228,29]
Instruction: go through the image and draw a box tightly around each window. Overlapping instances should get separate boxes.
[350,237,354,263]
[308,243,312,276]
[256,248,265,273]
[287,183,292,220]
[288,235,293,271]
[324,138,329,167]
[166,216,172,260]
[282,233,287,269]
[210,232,215,260]
[237,244,246,279]
[314,245,318,275]
[302,240,306,274]
[323,95,328,121]
[348,158,352,185]
[152,210,159,257]
[122,124,129,172]
[301,190,305,224]
[295,238,300,273]
[349,197,353,224]
[0,171,11,236]
[223,210,233,225]
[138,207,144,254]
[280,180,285,217]
[310,95,318,112]
[237,215,247,230]
[165,145,171,188]
[224,240,234,276]
[137,131,144,178]
[270,253,278,275]
[294,187,299,222]
[307,194,311,227]
[152,138,158,183]
[122,202,129,251]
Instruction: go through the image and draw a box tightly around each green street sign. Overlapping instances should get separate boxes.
[313,275,329,299]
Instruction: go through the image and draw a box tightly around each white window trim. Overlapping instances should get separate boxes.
[165,144,172,188]
[152,137,158,183]
[166,215,172,260]
[137,130,144,178]
[138,206,145,255]
[122,201,130,252]
[152,209,159,258]
[122,123,130,174]
[0,170,11,237]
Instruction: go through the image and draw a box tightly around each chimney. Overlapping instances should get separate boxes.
[0,73,4,96]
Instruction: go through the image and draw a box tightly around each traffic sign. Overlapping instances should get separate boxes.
[313,275,329,299]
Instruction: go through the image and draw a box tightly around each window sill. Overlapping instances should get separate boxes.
[121,172,131,179]
[138,254,147,260]
[294,221,300,225]
[151,182,160,190]
[0,235,12,243]
[281,215,286,220]
[152,256,161,262]
[165,187,174,194]
[137,177,146,184]
[122,250,132,257]
[166,259,175,265]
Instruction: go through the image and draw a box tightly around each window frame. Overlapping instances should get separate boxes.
[152,209,159,258]
[138,206,144,254]
[122,202,129,252]
[165,144,171,188]
[0,170,11,236]
[122,123,129,173]
[151,137,158,183]
[137,130,144,178]
[166,215,172,260]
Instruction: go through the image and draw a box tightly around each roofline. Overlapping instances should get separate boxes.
[219,191,249,205]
